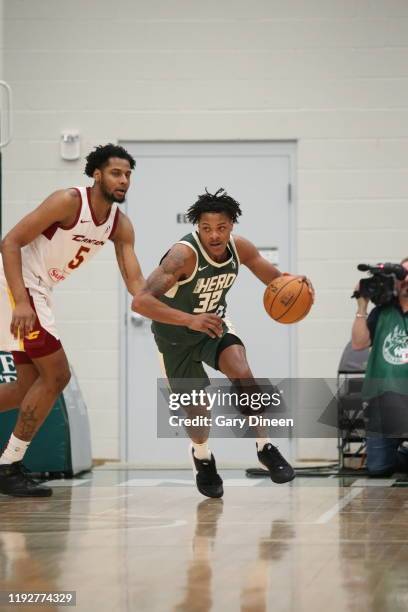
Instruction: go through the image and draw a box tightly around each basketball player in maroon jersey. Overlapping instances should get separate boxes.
[0,144,143,497]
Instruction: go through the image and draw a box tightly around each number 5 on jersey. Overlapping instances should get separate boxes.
[68,246,91,270]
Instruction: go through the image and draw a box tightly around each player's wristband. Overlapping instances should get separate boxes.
[355,313,368,319]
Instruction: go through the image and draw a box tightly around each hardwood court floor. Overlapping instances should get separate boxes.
[0,468,407,612]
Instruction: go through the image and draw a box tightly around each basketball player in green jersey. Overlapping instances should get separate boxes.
[132,189,314,498]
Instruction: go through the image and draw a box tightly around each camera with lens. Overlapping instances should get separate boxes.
[352,263,408,306]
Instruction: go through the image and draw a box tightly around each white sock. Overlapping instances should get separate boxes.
[192,441,211,460]
[0,434,30,465]
[256,438,272,452]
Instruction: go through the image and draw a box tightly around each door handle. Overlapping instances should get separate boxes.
[130,312,148,327]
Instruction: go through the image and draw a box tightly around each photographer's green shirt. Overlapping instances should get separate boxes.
[363,304,408,399]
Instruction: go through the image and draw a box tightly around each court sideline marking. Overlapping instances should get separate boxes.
[315,488,362,524]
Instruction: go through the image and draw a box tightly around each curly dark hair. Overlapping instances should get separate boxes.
[84,144,135,177]
[186,188,242,224]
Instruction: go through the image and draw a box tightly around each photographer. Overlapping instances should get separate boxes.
[352,258,408,476]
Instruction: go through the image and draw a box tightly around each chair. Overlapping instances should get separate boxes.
[337,341,370,470]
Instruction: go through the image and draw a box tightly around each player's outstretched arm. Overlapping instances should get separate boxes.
[235,235,314,297]
[234,236,282,285]
[132,244,223,338]
[112,212,144,295]
[0,189,80,338]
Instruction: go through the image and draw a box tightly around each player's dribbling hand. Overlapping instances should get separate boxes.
[284,273,315,302]
[188,313,223,338]
[303,277,315,302]
[10,302,37,339]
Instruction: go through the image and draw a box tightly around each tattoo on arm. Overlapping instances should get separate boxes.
[146,246,187,297]
[161,248,187,275]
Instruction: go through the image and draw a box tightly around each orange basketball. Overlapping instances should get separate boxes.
[263,275,313,324]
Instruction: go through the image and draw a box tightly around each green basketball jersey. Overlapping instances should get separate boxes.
[152,231,239,346]
[363,305,408,399]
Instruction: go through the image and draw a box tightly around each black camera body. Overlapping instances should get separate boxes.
[353,263,408,306]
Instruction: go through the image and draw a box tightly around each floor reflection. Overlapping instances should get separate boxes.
[0,491,73,611]
[173,497,295,612]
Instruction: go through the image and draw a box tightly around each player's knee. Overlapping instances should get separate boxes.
[56,369,71,393]
[228,366,252,379]
[42,369,71,395]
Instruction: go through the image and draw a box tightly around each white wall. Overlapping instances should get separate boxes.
[0,1,3,78]
[2,0,408,459]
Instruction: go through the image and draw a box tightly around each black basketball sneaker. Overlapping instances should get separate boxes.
[257,443,295,484]
[191,447,224,498]
[0,462,53,497]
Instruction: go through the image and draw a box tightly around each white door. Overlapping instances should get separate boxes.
[121,142,296,467]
